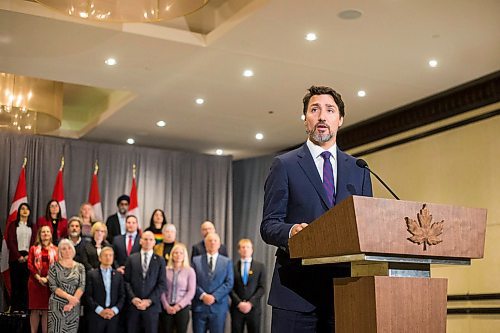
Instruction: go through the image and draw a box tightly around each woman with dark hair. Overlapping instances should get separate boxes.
[145,209,167,245]
[28,225,58,333]
[37,200,68,245]
[6,202,36,312]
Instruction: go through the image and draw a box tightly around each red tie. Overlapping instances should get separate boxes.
[127,235,133,256]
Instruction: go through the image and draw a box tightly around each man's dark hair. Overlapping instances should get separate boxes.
[302,85,345,118]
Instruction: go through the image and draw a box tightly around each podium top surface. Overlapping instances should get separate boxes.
[289,196,487,260]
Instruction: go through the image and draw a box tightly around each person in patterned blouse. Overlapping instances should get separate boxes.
[48,238,85,333]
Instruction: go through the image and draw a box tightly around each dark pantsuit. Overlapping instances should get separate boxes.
[87,312,120,333]
[160,306,190,333]
[271,307,334,333]
[10,257,29,311]
[127,306,159,333]
[231,308,260,333]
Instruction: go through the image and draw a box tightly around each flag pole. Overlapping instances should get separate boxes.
[133,164,136,178]
[60,156,65,171]
[22,156,27,168]
[94,160,99,175]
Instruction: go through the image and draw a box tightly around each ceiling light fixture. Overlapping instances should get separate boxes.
[105,58,117,66]
[305,33,317,41]
[243,69,254,77]
[338,9,362,20]
[428,59,438,68]
[255,133,264,140]
[215,149,223,155]
[0,72,63,134]
[195,98,204,105]
[35,0,209,22]
[156,120,166,127]
[357,90,366,97]
[126,138,135,144]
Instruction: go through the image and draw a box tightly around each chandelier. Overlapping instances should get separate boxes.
[0,73,63,134]
[35,0,209,22]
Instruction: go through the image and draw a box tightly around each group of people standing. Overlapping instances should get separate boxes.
[3,194,266,333]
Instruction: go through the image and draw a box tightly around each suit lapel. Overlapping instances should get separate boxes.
[297,143,331,209]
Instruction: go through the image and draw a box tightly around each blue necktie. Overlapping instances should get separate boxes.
[321,151,336,206]
[242,261,249,285]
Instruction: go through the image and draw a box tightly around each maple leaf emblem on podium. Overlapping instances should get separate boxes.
[405,204,444,251]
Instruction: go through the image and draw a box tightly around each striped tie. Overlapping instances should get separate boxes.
[321,151,336,206]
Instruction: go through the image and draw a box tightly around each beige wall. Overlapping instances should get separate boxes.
[355,114,500,332]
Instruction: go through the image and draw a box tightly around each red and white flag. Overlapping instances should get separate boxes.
[52,158,67,219]
[88,162,103,221]
[1,158,28,293]
[129,164,140,228]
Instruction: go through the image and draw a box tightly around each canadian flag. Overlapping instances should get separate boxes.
[129,164,140,228]
[52,158,67,219]
[1,158,28,294]
[88,162,103,221]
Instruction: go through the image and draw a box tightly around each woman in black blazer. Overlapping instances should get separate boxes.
[81,222,110,271]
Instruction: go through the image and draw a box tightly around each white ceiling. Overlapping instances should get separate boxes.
[1,0,499,159]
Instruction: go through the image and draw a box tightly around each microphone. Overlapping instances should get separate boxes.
[356,159,400,200]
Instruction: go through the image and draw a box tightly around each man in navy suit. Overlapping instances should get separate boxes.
[113,215,141,274]
[192,232,234,333]
[260,86,373,332]
[124,231,167,333]
[86,246,125,333]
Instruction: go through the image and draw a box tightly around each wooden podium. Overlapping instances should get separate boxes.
[288,196,487,333]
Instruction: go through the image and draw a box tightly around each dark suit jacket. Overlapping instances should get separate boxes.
[81,240,111,271]
[192,254,234,314]
[106,214,122,243]
[230,259,266,312]
[124,252,167,313]
[113,234,140,268]
[191,241,228,261]
[260,143,372,313]
[86,267,125,313]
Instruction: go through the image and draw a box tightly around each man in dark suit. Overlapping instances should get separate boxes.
[191,221,228,260]
[260,86,373,332]
[230,239,266,333]
[192,232,234,333]
[106,194,130,243]
[124,231,167,333]
[113,215,140,274]
[67,216,86,263]
[86,246,125,333]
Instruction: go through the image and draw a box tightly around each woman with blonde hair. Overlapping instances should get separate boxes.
[81,222,110,271]
[48,238,85,333]
[160,243,196,333]
[78,203,96,242]
[28,225,58,333]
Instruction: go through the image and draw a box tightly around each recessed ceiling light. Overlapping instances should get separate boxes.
[301,115,305,121]
[357,90,366,97]
[105,58,117,66]
[79,12,89,19]
[428,59,438,68]
[255,133,264,140]
[305,33,317,41]
[126,138,135,145]
[215,149,223,155]
[195,98,204,105]
[338,9,362,20]
[156,120,166,127]
[243,69,254,77]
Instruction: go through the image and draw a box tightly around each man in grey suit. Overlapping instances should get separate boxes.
[192,232,234,333]
[124,231,167,333]
[261,86,373,332]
